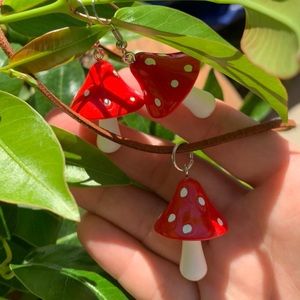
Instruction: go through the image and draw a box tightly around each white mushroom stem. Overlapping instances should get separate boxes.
[96,118,121,153]
[183,88,216,119]
[180,241,207,281]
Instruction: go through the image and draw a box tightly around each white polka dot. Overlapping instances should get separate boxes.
[130,97,135,102]
[113,70,119,77]
[184,64,193,72]
[168,214,176,222]
[180,187,188,198]
[154,98,161,107]
[145,58,156,65]
[104,98,111,106]
[83,89,90,97]
[171,80,179,88]
[217,218,224,226]
[158,53,167,57]
[182,224,192,234]
[198,197,205,206]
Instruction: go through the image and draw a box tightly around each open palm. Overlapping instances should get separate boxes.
[48,96,300,299]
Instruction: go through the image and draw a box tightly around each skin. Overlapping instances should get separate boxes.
[47,69,300,300]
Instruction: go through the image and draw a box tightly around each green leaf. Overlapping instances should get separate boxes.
[12,264,129,300]
[53,127,131,187]
[203,69,223,100]
[8,14,84,39]
[0,44,23,96]
[30,60,85,116]
[113,5,288,121]
[0,207,10,239]
[4,25,109,73]
[9,208,62,247]
[2,0,49,13]
[0,91,79,221]
[25,245,100,273]
[240,92,271,122]
[206,0,300,79]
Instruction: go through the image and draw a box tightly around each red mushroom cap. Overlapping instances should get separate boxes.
[71,61,144,120]
[154,177,228,240]
[130,52,200,118]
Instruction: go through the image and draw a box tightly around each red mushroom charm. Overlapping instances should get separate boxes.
[155,177,228,281]
[71,61,144,152]
[130,52,200,118]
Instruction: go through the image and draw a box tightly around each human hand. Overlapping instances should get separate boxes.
[47,70,300,300]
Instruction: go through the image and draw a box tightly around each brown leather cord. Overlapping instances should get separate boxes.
[0,28,295,154]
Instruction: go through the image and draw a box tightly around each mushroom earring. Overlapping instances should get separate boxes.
[154,144,228,281]
[130,52,200,118]
[70,56,144,153]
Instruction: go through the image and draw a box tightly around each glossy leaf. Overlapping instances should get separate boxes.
[10,208,62,247]
[26,244,100,273]
[113,5,288,121]
[8,14,84,39]
[203,69,223,100]
[240,92,271,122]
[12,264,129,300]
[4,26,109,73]
[0,44,23,96]
[0,91,79,221]
[31,60,85,116]
[207,0,300,79]
[53,127,131,187]
[2,0,49,13]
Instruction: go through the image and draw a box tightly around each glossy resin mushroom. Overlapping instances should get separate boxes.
[155,177,228,281]
[130,52,200,118]
[71,60,144,153]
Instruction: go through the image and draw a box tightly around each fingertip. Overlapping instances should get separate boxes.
[46,109,96,144]
[118,67,142,92]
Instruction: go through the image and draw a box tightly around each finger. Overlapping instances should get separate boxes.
[78,213,199,300]
[118,67,289,186]
[72,185,181,263]
[48,110,245,210]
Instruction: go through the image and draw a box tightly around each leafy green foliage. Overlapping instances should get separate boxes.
[5,208,62,247]
[207,0,300,78]
[0,91,79,221]
[12,259,129,300]
[203,69,223,100]
[113,5,288,120]
[31,60,85,116]
[240,92,271,122]
[53,127,131,187]
[4,26,109,73]
[0,1,293,299]
[1,0,49,13]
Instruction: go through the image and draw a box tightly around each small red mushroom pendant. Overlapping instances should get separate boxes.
[70,60,144,153]
[130,52,200,118]
[155,177,228,281]
[71,60,144,120]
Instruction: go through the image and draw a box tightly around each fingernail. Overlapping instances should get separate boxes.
[184,88,216,118]
[96,118,121,153]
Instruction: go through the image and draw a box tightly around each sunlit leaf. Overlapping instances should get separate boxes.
[113,5,287,121]
[4,26,109,73]
[206,0,300,78]
[0,91,79,221]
